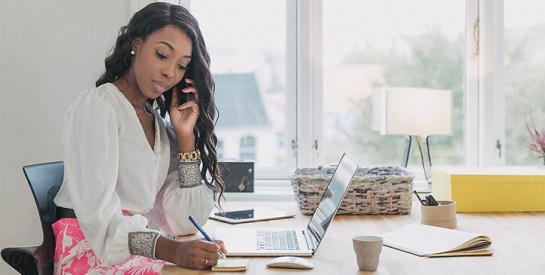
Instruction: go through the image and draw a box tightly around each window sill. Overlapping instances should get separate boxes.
[222,177,430,201]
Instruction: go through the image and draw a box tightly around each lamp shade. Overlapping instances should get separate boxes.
[373,88,452,136]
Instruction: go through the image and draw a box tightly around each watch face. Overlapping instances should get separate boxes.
[179,150,200,161]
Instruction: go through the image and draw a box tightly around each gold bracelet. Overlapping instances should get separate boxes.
[178,149,201,162]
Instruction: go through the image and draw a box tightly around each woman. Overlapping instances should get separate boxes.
[52,2,226,273]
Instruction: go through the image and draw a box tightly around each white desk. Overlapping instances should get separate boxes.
[161,200,545,274]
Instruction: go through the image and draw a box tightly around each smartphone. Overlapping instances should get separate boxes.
[163,73,191,110]
[177,66,193,106]
[210,208,295,224]
[215,209,255,220]
[177,77,189,106]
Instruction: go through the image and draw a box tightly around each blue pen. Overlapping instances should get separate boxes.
[188,215,227,260]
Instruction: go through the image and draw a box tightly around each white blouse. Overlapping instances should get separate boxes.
[54,83,214,265]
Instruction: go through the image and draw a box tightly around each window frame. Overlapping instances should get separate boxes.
[171,0,508,183]
[476,0,506,166]
[305,0,507,169]
[293,0,324,169]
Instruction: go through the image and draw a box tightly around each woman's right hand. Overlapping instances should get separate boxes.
[156,237,227,270]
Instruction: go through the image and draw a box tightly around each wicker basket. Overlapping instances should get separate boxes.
[290,166,414,215]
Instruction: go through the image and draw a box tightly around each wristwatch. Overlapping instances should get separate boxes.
[178,149,201,162]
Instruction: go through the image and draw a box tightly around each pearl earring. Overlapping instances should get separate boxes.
[130,50,135,56]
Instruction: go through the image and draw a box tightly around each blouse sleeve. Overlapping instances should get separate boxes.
[148,122,215,237]
[61,90,158,265]
[155,172,214,236]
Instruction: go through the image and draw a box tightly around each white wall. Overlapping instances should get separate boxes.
[0,1,131,274]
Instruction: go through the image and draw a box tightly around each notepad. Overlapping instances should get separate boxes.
[380,224,492,257]
[211,259,249,272]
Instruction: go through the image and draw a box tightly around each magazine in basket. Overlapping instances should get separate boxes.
[290,166,414,215]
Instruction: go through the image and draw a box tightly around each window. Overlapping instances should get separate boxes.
[191,0,288,170]
[187,0,538,182]
[321,0,466,168]
[504,0,545,166]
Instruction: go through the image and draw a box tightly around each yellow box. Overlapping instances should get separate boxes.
[431,166,545,212]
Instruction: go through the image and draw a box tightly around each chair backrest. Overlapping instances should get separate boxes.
[16,161,64,275]
[22,161,64,229]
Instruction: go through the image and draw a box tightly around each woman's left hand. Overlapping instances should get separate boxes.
[169,78,199,141]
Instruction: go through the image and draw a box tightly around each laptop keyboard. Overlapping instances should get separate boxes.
[257,230,300,250]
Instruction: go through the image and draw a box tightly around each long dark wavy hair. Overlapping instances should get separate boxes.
[96,2,224,204]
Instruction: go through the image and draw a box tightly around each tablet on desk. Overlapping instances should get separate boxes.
[210,208,295,224]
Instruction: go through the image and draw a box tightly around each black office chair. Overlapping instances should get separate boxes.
[1,161,64,275]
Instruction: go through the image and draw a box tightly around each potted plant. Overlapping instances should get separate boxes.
[526,120,545,165]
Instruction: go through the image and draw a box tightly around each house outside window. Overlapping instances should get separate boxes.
[240,136,256,161]
[217,140,224,160]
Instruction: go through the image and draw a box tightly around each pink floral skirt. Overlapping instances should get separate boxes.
[52,218,164,274]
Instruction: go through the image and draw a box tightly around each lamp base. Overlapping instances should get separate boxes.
[413,180,432,193]
[401,135,433,187]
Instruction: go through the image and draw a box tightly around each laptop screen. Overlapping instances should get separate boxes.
[306,153,358,250]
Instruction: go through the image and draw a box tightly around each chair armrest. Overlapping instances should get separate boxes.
[1,246,40,274]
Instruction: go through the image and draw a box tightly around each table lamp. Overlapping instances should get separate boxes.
[373,87,452,188]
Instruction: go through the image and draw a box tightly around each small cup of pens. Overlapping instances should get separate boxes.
[414,191,457,229]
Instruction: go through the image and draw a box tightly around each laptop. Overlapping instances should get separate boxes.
[214,153,359,256]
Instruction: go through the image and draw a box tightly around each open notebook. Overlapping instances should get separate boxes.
[380,224,492,257]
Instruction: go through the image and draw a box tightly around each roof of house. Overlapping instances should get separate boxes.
[214,73,271,128]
